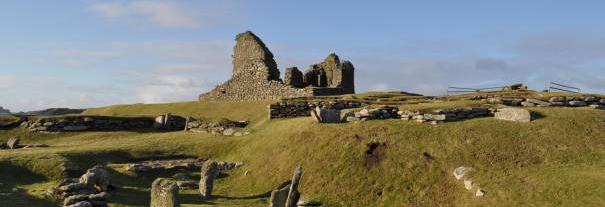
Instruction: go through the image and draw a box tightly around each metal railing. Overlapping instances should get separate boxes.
[548,82,581,93]
[446,86,506,96]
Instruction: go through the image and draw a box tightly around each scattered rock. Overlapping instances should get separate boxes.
[464,180,473,190]
[475,189,486,197]
[589,104,604,110]
[453,166,470,180]
[297,199,322,206]
[494,108,531,122]
[520,101,536,107]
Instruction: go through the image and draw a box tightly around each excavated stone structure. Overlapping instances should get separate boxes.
[199,31,355,101]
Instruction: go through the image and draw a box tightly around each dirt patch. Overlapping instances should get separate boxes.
[364,141,386,168]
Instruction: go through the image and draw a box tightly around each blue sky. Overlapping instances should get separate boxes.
[1,0,605,111]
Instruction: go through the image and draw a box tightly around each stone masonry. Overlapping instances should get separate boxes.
[199,31,355,101]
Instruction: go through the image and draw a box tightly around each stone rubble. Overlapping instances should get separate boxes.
[269,100,363,119]
[185,118,249,136]
[126,158,242,173]
[46,166,111,207]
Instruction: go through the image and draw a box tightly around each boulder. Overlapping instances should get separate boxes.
[79,166,110,191]
[520,102,535,107]
[584,96,598,102]
[6,137,19,149]
[494,108,531,122]
[297,199,322,206]
[150,178,179,207]
[589,104,604,110]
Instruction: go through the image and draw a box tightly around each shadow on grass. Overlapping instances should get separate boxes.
[531,111,546,120]
[0,162,57,207]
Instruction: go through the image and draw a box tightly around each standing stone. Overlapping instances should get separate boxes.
[150,178,179,207]
[284,67,304,88]
[285,167,302,207]
[199,161,219,199]
[269,182,291,207]
[7,137,19,149]
[184,117,191,131]
[316,107,341,123]
[494,108,531,122]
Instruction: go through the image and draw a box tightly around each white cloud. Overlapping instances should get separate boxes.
[91,1,203,28]
[135,75,207,103]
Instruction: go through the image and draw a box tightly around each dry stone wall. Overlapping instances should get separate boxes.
[269,100,364,119]
[199,31,355,101]
[22,115,185,133]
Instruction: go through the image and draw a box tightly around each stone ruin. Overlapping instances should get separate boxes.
[199,31,355,101]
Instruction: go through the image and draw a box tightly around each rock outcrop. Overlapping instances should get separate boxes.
[494,108,531,122]
[199,31,355,101]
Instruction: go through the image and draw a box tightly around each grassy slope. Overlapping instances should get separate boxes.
[1,100,605,206]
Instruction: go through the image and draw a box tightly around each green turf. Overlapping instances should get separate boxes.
[1,96,605,206]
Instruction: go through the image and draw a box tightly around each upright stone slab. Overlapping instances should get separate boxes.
[269,182,291,207]
[199,161,219,199]
[6,137,19,149]
[150,178,179,207]
[285,167,302,207]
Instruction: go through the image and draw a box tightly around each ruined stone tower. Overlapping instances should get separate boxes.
[199,31,355,101]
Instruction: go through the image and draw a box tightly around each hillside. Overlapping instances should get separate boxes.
[1,94,605,206]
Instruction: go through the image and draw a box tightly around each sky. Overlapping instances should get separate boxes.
[1,0,605,112]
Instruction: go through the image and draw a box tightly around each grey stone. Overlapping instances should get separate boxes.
[297,199,322,206]
[150,178,180,207]
[494,108,531,122]
[584,96,598,102]
[549,97,566,102]
[67,201,93,207]
[222,128,236,136]
[475,189,486,197]
[6,137,19,149]
[520,101,536,107]
[63,126,88,131]
[64,194,89,206]
[423,114,446,121]
[526,99,551,106]
[270,182,291,207]
[316,107,340,123]
[568,101,587,107]
[464,179,473,190]
[285,167,302,207]
[453,166,470,180]
[79,166,110,191]
[199,161,219,199]
[589,104,604,110]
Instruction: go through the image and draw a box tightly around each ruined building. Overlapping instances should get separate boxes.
[199,31,355,101]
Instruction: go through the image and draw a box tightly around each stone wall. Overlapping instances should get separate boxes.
[199,31,355,101]
[269,100,363,119]
[22,115,185,133]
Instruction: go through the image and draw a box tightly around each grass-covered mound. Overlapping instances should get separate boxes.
[1,98,605,206]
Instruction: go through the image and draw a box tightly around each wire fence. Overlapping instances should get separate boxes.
[547,82,581,93]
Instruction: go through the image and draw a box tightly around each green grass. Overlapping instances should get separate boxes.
[2,99,605,206]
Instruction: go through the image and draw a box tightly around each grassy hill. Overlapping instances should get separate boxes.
[1,95,605,206]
